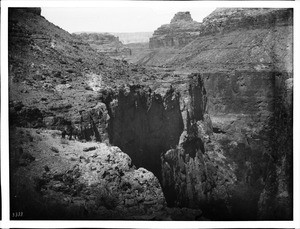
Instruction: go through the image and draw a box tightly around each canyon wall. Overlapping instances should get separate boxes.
[73,32,131,57]
[140,8,292,69]
[73,32,122,47]
[111,32,153,44]
[100,74,236,219]
[149,12,202,49]
[141,8,293,219]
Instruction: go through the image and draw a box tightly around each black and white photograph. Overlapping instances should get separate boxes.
[2,0,297,225]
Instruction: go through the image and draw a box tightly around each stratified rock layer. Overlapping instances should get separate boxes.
[142,8,292,70]
[149,11,202,49]
[73,32,131,58]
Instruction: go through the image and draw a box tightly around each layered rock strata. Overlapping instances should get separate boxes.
[73,32,131,57]
[149,12,202,49]
[142,8,292,69]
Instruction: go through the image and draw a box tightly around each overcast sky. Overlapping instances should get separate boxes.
[41,7,215,33]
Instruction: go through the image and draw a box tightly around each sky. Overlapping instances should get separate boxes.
[41,7,216,33]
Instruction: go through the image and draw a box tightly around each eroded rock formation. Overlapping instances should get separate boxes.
[10,128,166,219]
[92,73,236,219]
[139,8,293,220]
[141,8,292,69]
[149,12,202,49]
[73,32,131,58]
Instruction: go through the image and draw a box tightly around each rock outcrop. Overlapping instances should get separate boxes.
[200,8,292,36]
[12,7,42,15]
[141,8,292,69]
[149,11,202,49]
[73,32,122,46]
[10,128,166,219]
[171,11,193,23]
[169,8,293,72]
[111,32,153,44]
[96,73,236,219]
[73,32,131,58]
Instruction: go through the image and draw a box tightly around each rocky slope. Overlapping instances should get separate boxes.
[10,128,166,219]
[8,8,168,220]
[9,8,157,140]
[138,8,292,70]
[73,32,131,58]
[169,8,293,72]
[123,42,152,64]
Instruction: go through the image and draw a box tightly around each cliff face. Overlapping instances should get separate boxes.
[139,8,293,220]
[141,8,292,70]
[100,73,236,218]
[149,12,202,49]
[169,9,293,73]
[200,8,292,36]
[73,32,121,45]
[111,32,153,44]
[257,74,293,219]
[73,32,131,57]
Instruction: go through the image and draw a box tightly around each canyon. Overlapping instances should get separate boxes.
[72,32,131,58]
[9,7,293,220]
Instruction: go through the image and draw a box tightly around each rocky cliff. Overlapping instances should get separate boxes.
[73,32,131,58]
[141,8,292,69]
[73,32,121,46]
[169,8,293,72]
[138,8,293,220]
[149,12,202,49]
[111,32,153,44]
[101,74,236,217]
